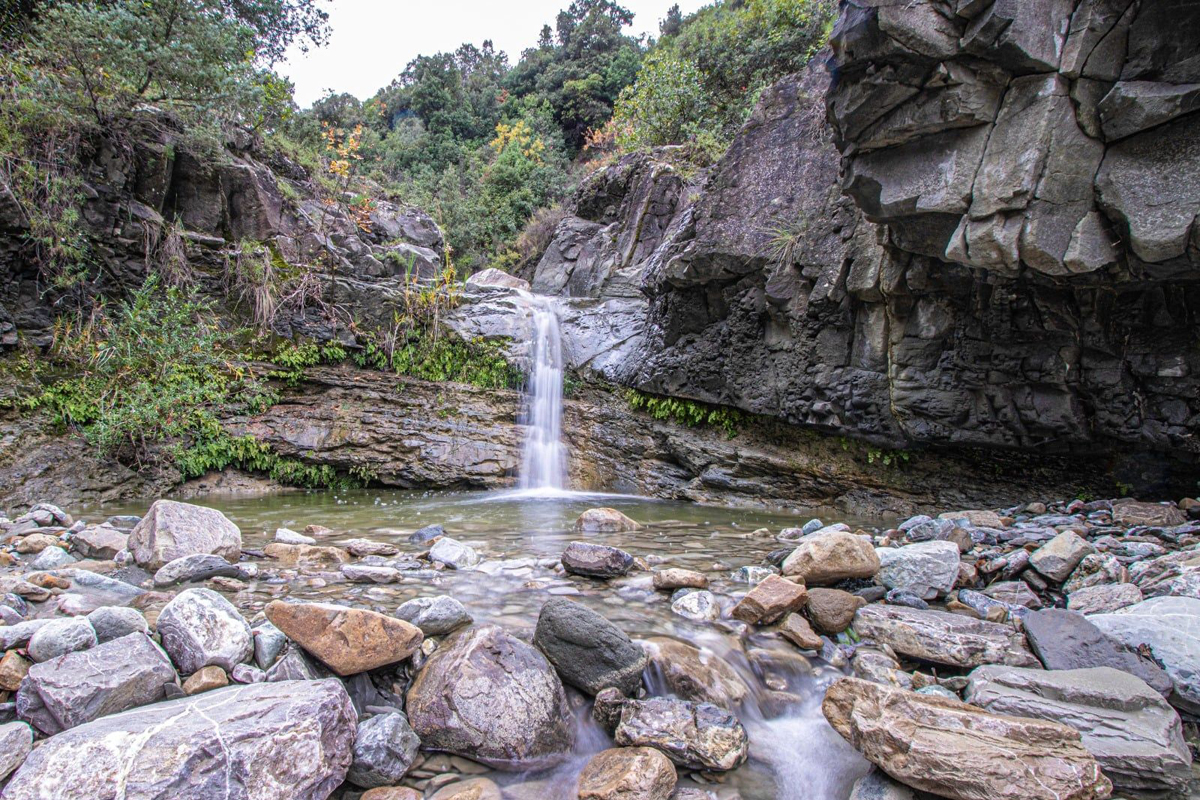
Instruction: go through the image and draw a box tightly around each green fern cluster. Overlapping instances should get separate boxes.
[173,428,361,491]
[624,389,743,438]
[266,340,348,385]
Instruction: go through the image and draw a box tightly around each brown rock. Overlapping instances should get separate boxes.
[939,510,1005,528]
[262,542,350,565]
[15,534,60,554]
[0,650,32,691]
[731,575,808,625]
[1112,500,1186,528]
[805,588,866,635]
[782,530,880,584]
[182,665,229,695]
[576,747,677,800]
[264,601,422,676]
[26,573,70,590]
[779,613,824,650]
[652,568,708,591]
[428,777,503,800]
[574,508,641,533]
[641,637,750,709]
[361,789,422,800]
[822,677,1111,800]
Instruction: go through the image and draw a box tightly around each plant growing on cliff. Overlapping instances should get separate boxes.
[624,388,743,438]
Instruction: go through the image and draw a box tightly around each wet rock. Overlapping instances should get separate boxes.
[406,624,575,771]
[1090,596,1200,714]
[152,553,242,587]
[652,568,708,590]
[156,588,253,674]
[341,564,401,583]
[1066,583,1142,614]
[27,617,97,663]
[823,677,1111,800]
[576,746,677,800]
[782,530,880,585]
[396,595,473,635]
[264,601,422,677]
[128,499,242,571]
[273,527,315,545]
[574,508,641,533]
[1021,608,1172,697]
[884,589,929,610]
[805,588,866,634]
[265,644,327,682]
[0,650,31,691]
[70,525,128,560]
[262,542,349,565]
[875,541,960,599]
[670,590,719,622]
[344,538,400,557]
[1112,501,1187,528]
[30,546,75,570]
[0,721,32,781]
[253,621,288,669]
[428,537,480,570]
[641,637,750,709]
[851,605,1039,668]
[1029,531,1095,582]
[779,613,824,651]
[428,778,503,800]
[2,679,356,800]
[408,523,445,544]
[849,769,914,800]
[16,632,177,735]
[561,542,633,579]
[182,665,228,695]
[731,574,808,624]
[612,696,749,771]
[362,789,422,800]
[966,665,1192,795]
[534,597,646,696]
[348,711,421,788]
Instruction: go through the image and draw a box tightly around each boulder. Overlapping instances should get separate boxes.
[1,679,356,800]
[427,537,480,570]
[347,712,421,788]
[640,637,750,709]
[395,595,472,635]
[127,500,242,571]
[16,632,177,735]
[851,605,1039,668]
[29,546,75,570]
[1029,531,1095,582]
[875,541,960,599]
[782,530,880,584]
[0,620,52,650]
[1090,596,1200,713]
[822,677,1112,800]
[805,588,866,634]
[153,553,242,587]
[730,574,808,624]
[561,542,634,578]
[406,624,574,770]
[612,696,749,771]
[574,508,641,533]
[966,665,1193,795]
[70,525,128,560]
[264,601,423,677]
[14,533,61,554]
[533,598,646,696]
[576,747,677,800]
[26,617,97,663]
[0,721,32,782]
[1066,583,1142,614]
[86,606,148,643]
[1021,608,1172,697]
[651,568,708,590]
[670,590,719,621]
[1111,500,1187,528]
[156,588,253,674]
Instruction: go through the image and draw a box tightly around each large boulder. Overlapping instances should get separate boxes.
[26,617,97,663]
[406,624,574,771]
[611,696,749,772]
[156,588,253,674]
[874,541,960,599]
[782,530,880,584]
[1090,596,1200,714]
[966,665,1193,795]
[823,677,1112,800]
[1,679,356,800]
[16,632,178,735]
[533,598,646,696]
[851,605,1039,668]
[264,601,423,677]
[127,500,242,571]
[561,542,634,579]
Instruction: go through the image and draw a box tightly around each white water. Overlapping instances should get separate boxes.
[517,293,569,493]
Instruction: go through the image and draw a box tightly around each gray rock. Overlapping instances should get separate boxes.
[347,711,421,788]
[60,568,146,607]
[466,268,530,290]
[86,606,148,643]
[875,541,960,599]
[273,527,315,545]
[0,721,32,781]
[2,679,356,800]
[1067,583,1143,614]
[253,621,288,669]
[849,769,914,800]
[265,645,327,682]
[428,537,479,570]
[966,665,1192,795]
[27,617,97,663]
[956,589,1029,621]
[1090,597,1200,714]
[395,595,472,635]
[671,590,720,622]
[128,499,242,571]
[851,605,1039,668]
[561,541,633,579]
[533,597,646,697]
[155,588,252,674]
[16,632,178,735]
[1029,531,1095,582]
[340,564,401,583]
[406,624,575,771]
[152,553,242,587]
[981,581,1042,608]
[0,620,52,650]
[230,663,265,684]
[70,525,128,560]
[1021,608,1173,697]
[613,696,748,771]
[409,524,445,544]
[30,546,75,570]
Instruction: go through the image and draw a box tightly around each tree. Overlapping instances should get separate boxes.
[612,50,709,148]
[660,4,683,37]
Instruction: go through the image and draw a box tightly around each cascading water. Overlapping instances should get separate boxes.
[517,293,568,493]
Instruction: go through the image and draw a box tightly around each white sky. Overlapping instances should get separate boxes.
[280,0,708,108]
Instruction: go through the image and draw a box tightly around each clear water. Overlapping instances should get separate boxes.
[517,292,568,493]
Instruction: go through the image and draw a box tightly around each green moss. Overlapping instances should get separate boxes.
[624,388,743,438]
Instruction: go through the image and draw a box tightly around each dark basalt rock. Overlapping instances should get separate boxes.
[533,597,646,696]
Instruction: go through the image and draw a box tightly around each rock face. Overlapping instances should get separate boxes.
[533,598,647,696]
[405,624,575,771]
[16,633,178,735]
[1090,596,1200,713]
[156,588,253,674]
[966,665,1193,795]
[851,605,1039,668]
[128,500,242,571]
[264,601,423,677]
[576,747,677,800]
[823,677,1112,800]
[2,679,357,800]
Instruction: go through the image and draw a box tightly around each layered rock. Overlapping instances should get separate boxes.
[851,605,1039,668]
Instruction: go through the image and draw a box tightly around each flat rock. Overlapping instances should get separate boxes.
[16,632,177,735]
[561,542,633,579]
[780,613,824,651]
[406,624,574,771]
[1090,596,1200,714]
[428,778,502,800]
[153,553,242,587]
[533,597,646,696]
[340,564,401,584]
[1,679,356,800]
[347,711,421,788]
[70,525,128,560]
[273,527,316,545]
[1067,583,1143,614]
[0,721,32,782]
[612,696,748,771]
[128,500,242,571]
[823,677,1111,800]
[652,568,708,590]
[640,637,750,709]
[782,530,879,585]
[851,605,1039,668]
[156,587,253,674]
[395,595,472,635]
[264,601,422,677]
[966,665,1193,795]
[343,539,400,557]
[731,574,808,624]
[576,746,677,800]
[875,541,960,599]
[574,508,641,533]
[27,617,97,663]
[1111,500,1187,528]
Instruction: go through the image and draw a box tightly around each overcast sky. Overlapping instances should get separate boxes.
[280,0,708,108]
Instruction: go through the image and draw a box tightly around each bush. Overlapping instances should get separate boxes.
[612,51,712,149]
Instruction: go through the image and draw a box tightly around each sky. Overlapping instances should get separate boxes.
[280,0,708,108]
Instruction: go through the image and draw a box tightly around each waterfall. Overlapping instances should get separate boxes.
[518,294,568,492]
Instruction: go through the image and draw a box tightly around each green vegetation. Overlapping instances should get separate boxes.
[624,388,743,438]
